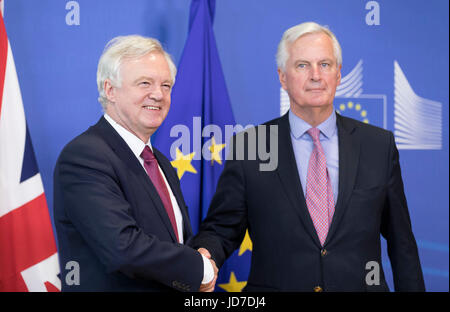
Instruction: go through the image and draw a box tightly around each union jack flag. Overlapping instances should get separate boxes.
[0,1,60,292]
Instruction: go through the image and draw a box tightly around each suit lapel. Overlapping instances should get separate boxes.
[94,117,145,177]
[275,113,323,247]
[324,114,360,246]
[93,117,179,243]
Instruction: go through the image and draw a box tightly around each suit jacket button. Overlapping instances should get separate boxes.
[321,249,327,256]
[314,286,323,292]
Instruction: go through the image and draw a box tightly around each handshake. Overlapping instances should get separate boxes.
[198,248,219,292]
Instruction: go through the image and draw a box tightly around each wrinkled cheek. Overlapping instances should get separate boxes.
[161,105,170,120]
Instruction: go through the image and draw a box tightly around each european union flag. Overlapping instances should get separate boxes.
[153,0,251,292]
[335,96,386,129]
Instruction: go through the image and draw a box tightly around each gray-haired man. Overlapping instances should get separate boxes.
[54,35,216,291]
[193,22,425,292]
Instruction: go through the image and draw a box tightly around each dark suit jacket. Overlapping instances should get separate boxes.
[54,117,203,291]
[193,112,425,292]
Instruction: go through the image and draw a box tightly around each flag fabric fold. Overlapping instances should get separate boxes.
[153,0,251,292]
[0,4,60,292]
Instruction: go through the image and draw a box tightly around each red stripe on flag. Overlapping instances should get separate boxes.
[0,10,8,119]
[45,281,60,292]
[0,270,28,291]
[0,193,58,291]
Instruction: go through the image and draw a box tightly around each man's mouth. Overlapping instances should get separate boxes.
[143,105,161,110]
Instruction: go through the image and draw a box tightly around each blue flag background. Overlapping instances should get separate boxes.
[152,0,251,292]
[3,0,448,291]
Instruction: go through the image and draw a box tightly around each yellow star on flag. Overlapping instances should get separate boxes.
[209,136,226,165]
[238,229,253,256]
[170,148,197,179]
[218,272,247,292]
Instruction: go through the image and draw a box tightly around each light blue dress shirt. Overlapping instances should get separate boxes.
[289,110,339,204]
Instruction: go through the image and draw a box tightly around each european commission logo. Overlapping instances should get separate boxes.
[280,60,442,150]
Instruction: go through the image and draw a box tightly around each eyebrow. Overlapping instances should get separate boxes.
[133,76,151,83]
[133,76,173,84]
[295,58,335,64]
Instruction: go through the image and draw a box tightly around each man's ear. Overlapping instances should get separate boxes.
[278,68,287,90]
[104,79,116,103]
[336,64,342,85]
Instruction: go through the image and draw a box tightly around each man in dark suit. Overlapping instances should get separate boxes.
[54,35,216,291]
[192,22,425,291]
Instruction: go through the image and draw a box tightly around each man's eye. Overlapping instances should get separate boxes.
[297,64,306,69]
[321,63,330,67]
[162,84,172,89]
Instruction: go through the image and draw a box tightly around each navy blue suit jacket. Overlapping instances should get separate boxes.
[54,117,203,291]
[193,112,425,292]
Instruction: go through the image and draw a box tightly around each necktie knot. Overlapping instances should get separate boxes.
[141,145,156,163]
[307,127,321,144]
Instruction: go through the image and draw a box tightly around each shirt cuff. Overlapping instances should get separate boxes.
[201,254,214,284]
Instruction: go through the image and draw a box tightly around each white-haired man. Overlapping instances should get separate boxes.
[54,35,216,291]
[193,22,425,291]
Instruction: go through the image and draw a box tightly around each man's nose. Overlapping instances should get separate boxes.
[149,86,163,101]
[310,64,321,81]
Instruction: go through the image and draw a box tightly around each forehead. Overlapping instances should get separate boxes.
[288,32,335,61]
[120,52,172,80]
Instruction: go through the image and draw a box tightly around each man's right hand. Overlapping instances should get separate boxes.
[198,248,218,292]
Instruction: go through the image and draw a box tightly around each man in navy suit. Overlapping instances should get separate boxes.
[192,22,425,291]
[54,35,216,291]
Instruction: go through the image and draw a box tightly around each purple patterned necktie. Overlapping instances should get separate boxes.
[141,146,179,242]
[305,128,335,246]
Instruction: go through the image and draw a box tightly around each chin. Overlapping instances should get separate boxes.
[148,121,164,129]
[304,101,328,108]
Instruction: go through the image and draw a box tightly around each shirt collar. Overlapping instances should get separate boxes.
[104,113,153,159]
[289,109,337,140]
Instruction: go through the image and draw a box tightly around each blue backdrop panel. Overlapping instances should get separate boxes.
[3,0,448,291]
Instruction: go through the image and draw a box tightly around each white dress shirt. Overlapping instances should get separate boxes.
[104,114,213,284]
